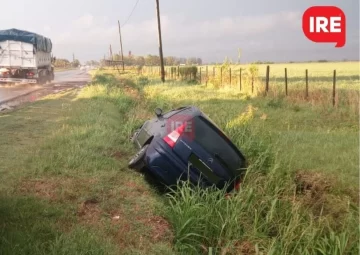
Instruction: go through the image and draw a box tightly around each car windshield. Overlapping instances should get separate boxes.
[191,116,244,172]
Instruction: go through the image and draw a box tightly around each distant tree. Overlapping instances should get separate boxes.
[179,58,187,65]
[85,60,100,66]
[53,58,71,67]
[72,59,80,68]
[186,57,197,65]
[196,58,203,65]
[136,56,145,66]
[112,54,121,61]
[165,56,176,66]
[145,55,160,66]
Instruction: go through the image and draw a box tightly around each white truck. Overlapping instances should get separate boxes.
[0,28,54,84]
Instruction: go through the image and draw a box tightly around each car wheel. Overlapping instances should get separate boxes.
[128,144,149,171]
[130,129,140,143]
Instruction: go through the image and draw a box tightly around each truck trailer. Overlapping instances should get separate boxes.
[0,28,54,84]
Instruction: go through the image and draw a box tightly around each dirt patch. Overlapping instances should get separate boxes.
[294,170,352,223]
[105,149,130,160]
[19,179,59,201]
[124,181,148,194]
[18,177,98,203]
[223,240,256,255]
[111,151,126,160]
[141,215,173,242]
[295,170,333,196]
[124,86,140,100]
[77,198,102,225]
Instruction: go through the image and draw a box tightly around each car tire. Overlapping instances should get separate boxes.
[128,144,149,171]
[130,129,140,143]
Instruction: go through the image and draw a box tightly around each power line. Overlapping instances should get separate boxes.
[121,0,140,28]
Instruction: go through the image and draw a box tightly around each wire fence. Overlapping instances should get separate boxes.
[139,65,358,109]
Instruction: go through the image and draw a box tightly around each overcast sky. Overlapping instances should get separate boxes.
[1,0,359,63]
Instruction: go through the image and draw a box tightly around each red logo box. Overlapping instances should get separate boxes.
[302,6,346,48]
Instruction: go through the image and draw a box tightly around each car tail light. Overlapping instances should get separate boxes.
[163,122,187,148]
[234,179,241,191]
[27,72,34,77]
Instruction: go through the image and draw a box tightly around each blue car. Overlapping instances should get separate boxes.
[128,106,247,192]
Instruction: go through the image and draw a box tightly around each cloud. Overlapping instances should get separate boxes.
[51,10,357,62]
[43,25,51,32]
[73,14,94,28]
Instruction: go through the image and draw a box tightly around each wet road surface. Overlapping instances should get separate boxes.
[0,69,91,104]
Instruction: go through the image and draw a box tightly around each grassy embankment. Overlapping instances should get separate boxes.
[0,75,174,255]
[0,61,358,254]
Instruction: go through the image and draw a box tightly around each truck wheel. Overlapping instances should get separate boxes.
[47,74,52,83]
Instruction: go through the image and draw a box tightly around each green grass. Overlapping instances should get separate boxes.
[143,62,359,109]
[0,78,174,255]
[1,62,358,254]
[131,62,358,254]
[140,79,358,254]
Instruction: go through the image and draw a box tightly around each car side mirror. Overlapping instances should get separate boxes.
[155,108,163,117]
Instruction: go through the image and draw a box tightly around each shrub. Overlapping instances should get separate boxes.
[179,66,198,80]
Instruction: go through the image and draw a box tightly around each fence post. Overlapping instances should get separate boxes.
[239,68,242,91]
[200,67,202,84]
[265,65,270,95]
[229,68,232,86]
[333,70,336,107]
[305,69,309,99]
[285,68,288,96]
[220,67,223,87]
[206,66,208,87]
[213,67,215,77]
[177,66,180,78]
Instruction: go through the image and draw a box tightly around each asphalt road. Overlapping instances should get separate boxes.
[0,69,91,103]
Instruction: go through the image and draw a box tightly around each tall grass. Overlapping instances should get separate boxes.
[164,118,358,254]
[131,71,359,255]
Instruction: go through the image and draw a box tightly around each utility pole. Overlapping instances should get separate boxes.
[118,20,125,71]
[155,0,165,82]
[72,53,75,62]
[109,44,113,61]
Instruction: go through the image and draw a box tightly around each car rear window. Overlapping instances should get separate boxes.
[192,116,245,172]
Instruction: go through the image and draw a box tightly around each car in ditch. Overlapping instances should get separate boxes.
[128,106,247,192]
